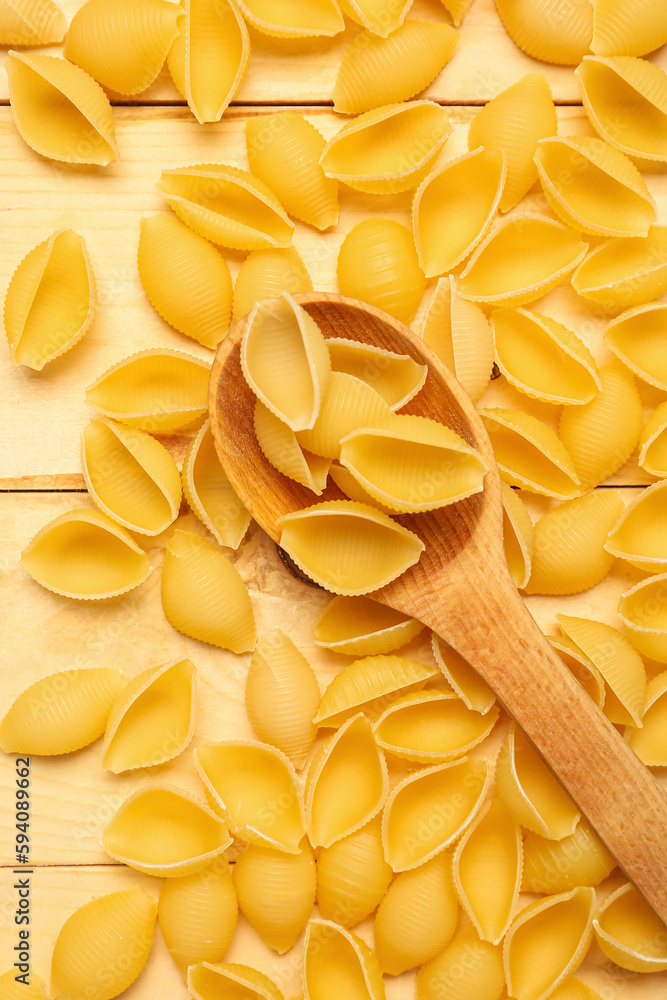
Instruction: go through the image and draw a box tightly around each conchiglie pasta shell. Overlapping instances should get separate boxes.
[313,595,424,656]
[591,0,667,57]
[431,633,496,714]
[468,73,557,212]
[232,247,312,324]
[233,842,316,953]
[522,820,615,894]
[6,50,117,164]
[320,101,452,194]
[296,373,393,460]
[0,0,66,44]
[639,399,667,477]
[327,337,427,410]
[605,301,667,389]
[276,500,425,596]
[102,657,196,773]
[625,670,667,764]
[303,919,385,1000]
[245,629,320,768]
[254,402,331,495]
[315,653,437,728]
[85,348,210,432]
[329,463,396,513]
[593,882,667,972]
[495,726,580,839]
[548,983,604,1000]
[500,481,534,590]
[194,740,305,853]
[453,798,522,944]
[337,218,426,324]
[458,215,588,307]
[188,963,284,1000]
[620,577,667,663]
[439,0,472,25]
[305,713,388,847]
[4,228,95,371]
[503,887,595,1000]
[494,0,593,65]
[374,690,499,763]
[0,667,123,755]
[571,225,667,310]
[21,508,151,599]
[157,164,294,251]
[605,478,667,572]
[158,859,238,976]
[333,20,459,115]
[382,756,489,871]
[51,887,157,1000]
[548,635,606,709]
[0,970,44,1000]
[234,0,344,37]
[183,419,251,549]
[316,817,392,928]
[338,0,412,36]
[417,927,505,1000]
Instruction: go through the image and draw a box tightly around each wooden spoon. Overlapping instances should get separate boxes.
[210,291,667,924]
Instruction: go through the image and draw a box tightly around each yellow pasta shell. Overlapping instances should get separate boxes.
[640,400,667,477]
[374,690,499,763]
[524,489,625,596]
[593,882,667,972]
[102,657,196,773]
[337,218,426,324]
[0,667,123,755]
[504,887,595,1000]
[375,853,459,975]
[329,463,396,513]
[458,215,588,307]
[316,817,392,928]
[21,508,151,599]
[327,337,427,410]
[51,887,157,1000]
[235,0,344,37]
[6,50,117,165]
[85,348,210,432]
[194,740,305,853]
[161,529,256,652]
[232,247,313,324]
[382,755,489,871]
[620,576,667,663]
[320,101,452,194]
[591,0,667,57]
[468,73,557,212]
[606,301,667,389]
[500,481,534,590]
[189,963,284,1000]
[233,841,316,953]
[158,859,238,977]
[245,629,320,769]
[548,635,606,710]
[605,478,667,573]
[4,228,95,371]
[315,653,436,728]
[494,0,592,64]
[439,0,472,25]
[303,919,385,1000]
[254,401,331,495]
[247,112,338,231]
[0,0,66,44]
[431,633,496,714]
[313,595,424,656]
[417,926,505,1000]
[495,725,580,839]
[333,20,459,115]
[548,983,604,1000]
[522,819,615,894]
[338,0,411,35]
[296,374,392,461]
[571,225,667,310]
[453,797,522,944]
[0,970,44,1000]
[183,419,251,549]
[157,163,294,251]
[625,670,667,764]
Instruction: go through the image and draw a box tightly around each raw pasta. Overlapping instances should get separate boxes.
[316,817,392,928]
[296,372,392,460]
[625,670,667,764]
[605,478,667,573]
[548,635,606,709]
[326,337,427,409]
[182,419,251,549]
[494,0,593,64]
[431,633,496,714]
[0,971,44,1000]
[254,400,331,494]
[639,400,667,476]
[234,0,344,37]
[522,820,616,894]
[373,690,499,763]
[232,247,313,324]
[605,302,667,389]
[233,842,316,953]
[417,927,505,1000]
[593,883,667,972]
[312,595,424,656]
[591,0,667,58]
[188,963,284,1000]
[303,919,385,1000]
[571,225,667,309]
[619,576,667,663]
[338,0,413,37]
[500,481,534,590]
[0,0,66,44]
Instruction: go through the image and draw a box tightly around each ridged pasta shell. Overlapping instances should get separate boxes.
[232,247,313,324]
[431,633,496,714]
[51,887,157,1000]
[316,817,392,928]
[338,0,412,36]
[558,359,642,489]
[233,841,316,953]
[468,73,557,213]
[194,740,305,853]
[453,798,522,944]
[167,0,249,123]
[413,147,505,277]
[102,784,232,876]
[329,463,396,513]
[337,218,426,324]
[571,225,667,310]
[333,20,459,115]
[523,489,625,596]
[313,595,424,656]
[593,882,667,972]
[557,614,646,727]
[276,500,425,596]
[591,0,667,58]
[0,0,66,44]
[606,302,667,389]
[0,667,123,755]
[625,670,667,764]
[374,690,499,763]
[383,756,489,871]
[417,926,505,1000]
[492,309,600,406]
[548,983,604,1000]
[639,400,667,476]
[501,481,534,590]
[4,228,95,371]
[138,213,232,350]
[235,0,343,36]
[504,887,595,1000]
[21,508,151,599]
[327,337,427,410]
[303,919,385,1000]
[375,853,459,975]
[315,653,437,728]
[548,636,606,709]
[494,0,593,65]
[439,0,472,25]
[85,348,210,432]
[82,418,181,536]
[305,713,388,847]
[522,819,616,894]
[189,963,284,1000]
[478,408,581,499]
[64,0,181,95]
[158,858,238,977]
[245,629,320,769]
[254,402,331,495]
[495,726,580,839]
[605,478,667,574]
[0,970,44,1000]
[421,276,494,405]
[161,529,256,652]
[102,657,196,773]
[157,164,294,251]
[458,215,588,307]
[296,373,392,460]
[247,112,338,231]
[320,101,452,194]
[241,292,331,432]
[182,419,251,549]
[620,576,667,663]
